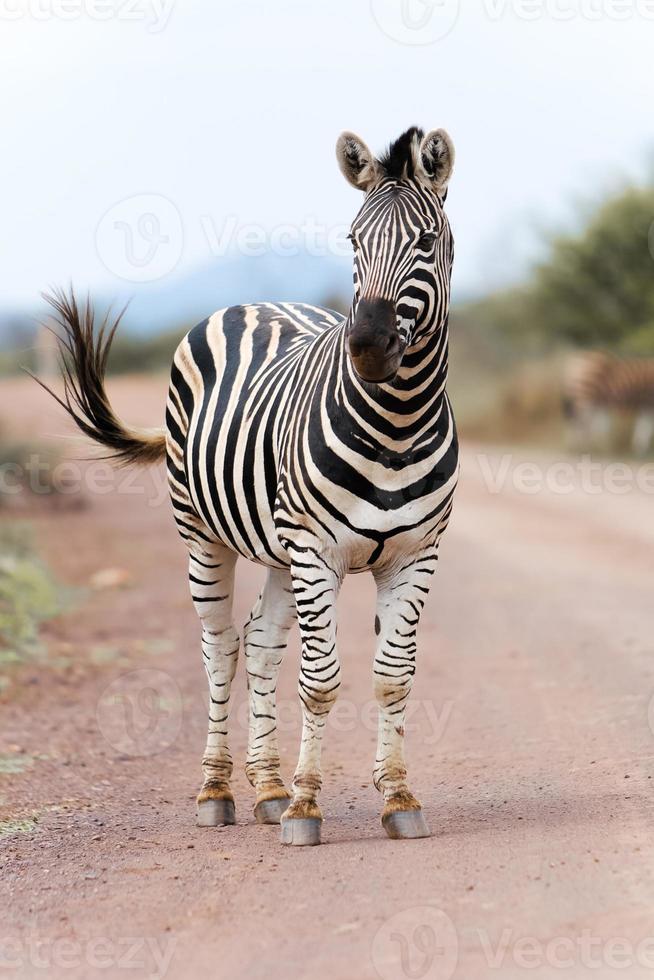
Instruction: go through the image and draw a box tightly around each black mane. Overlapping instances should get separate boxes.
[377,126,424,180]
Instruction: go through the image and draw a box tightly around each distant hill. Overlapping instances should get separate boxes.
[117,250,352,334]
[0,250,352,350]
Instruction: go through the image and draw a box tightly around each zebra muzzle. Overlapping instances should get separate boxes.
[347,298,403,383]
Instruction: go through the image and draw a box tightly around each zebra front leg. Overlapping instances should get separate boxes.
[373,549,439,840]
[280,552,342,846]
[244,567,295,824]
[190,545,241,827]
[590,406,612,452]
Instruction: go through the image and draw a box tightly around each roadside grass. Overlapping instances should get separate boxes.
[451,355,568,447]
[0,816,38,838]
[0,523,73,682]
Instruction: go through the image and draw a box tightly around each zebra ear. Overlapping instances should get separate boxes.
[418,129,455,195]
[336,132,379,192]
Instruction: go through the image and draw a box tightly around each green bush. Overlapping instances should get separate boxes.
[0,524,69,666]
[461,183,654,354]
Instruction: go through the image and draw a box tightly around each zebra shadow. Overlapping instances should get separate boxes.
[320,789,643,846]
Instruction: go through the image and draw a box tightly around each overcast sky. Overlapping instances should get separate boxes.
[2,0,653,311]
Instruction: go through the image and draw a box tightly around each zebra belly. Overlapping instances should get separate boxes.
[184,423,459,571]
[186,442,458,572]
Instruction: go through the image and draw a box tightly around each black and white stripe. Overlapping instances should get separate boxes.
[564,351,654,454]
[41,126,460,844]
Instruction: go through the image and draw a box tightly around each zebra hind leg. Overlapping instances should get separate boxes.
[244,567,296,824]
[189,544,241,827]
[372,550,439,840]
[632,411,654,456]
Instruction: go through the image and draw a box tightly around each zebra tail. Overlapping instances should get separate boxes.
[31,288,166,467]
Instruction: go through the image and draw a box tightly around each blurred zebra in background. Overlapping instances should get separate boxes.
[563,351,654,454]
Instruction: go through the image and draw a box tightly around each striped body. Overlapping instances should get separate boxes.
[564,351,654,454]
[166,302,457,574]
[42,127,460,843]
[565,351,654,411]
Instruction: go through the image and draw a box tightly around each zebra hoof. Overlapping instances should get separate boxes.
[280,816,322,846]
[382,808,430,840]
[254,796,292,825]
[197,798,236,827]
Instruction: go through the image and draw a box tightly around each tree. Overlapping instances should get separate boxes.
[527,186,654,349]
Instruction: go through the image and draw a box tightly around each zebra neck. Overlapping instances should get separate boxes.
[337,319,450,437]
[342,315,449,392]
[397,323,449,393]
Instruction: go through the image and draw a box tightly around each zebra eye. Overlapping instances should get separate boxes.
[347,233,358,250]
[416,231,437,251]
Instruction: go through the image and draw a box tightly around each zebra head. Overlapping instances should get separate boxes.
[336,126,455,384]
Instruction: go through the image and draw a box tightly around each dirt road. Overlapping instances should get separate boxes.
[2,377,654,979]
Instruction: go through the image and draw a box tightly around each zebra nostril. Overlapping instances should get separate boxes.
[348,337,363,358]
[385,333,400,356]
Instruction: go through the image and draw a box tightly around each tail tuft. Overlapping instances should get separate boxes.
[31,288,166,467]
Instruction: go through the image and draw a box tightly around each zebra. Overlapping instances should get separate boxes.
[39,126,458,846]
[563,351,654,455]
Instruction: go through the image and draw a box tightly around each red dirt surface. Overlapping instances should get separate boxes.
[2,375,654,979]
